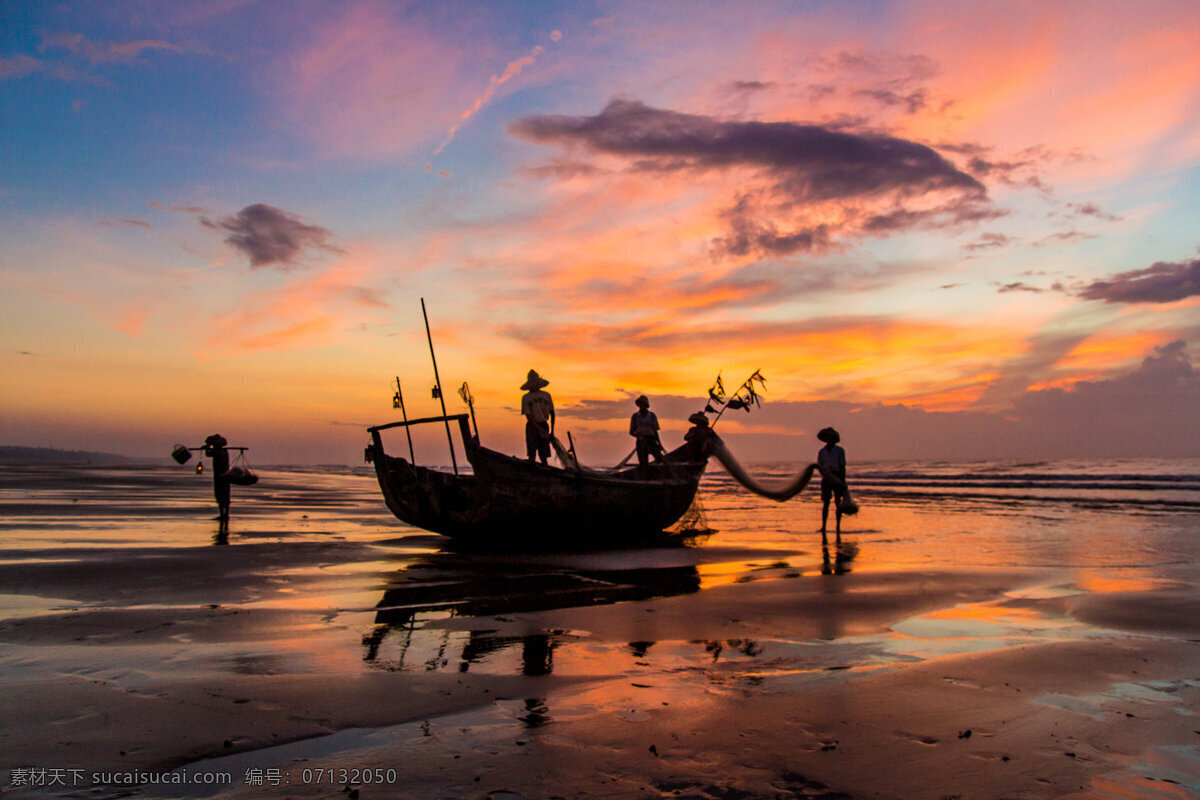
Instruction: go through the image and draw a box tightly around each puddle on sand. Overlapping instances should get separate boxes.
[1086,745,1200,798]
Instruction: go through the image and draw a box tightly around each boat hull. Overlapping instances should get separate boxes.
[368,420,705,548]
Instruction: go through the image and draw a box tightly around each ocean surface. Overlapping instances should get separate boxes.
[3,457,1198,563]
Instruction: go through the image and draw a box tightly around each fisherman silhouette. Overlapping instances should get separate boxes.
[682,411,718,461]
[520,370,555,465]
[629,395,665,477]
[816,427,847,536]
[203,433,231,529]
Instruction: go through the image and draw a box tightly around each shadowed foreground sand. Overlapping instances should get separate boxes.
[4,560,1200,799]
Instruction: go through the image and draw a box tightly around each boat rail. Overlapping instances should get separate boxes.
[368,414,471,435]
[366,414,474,471]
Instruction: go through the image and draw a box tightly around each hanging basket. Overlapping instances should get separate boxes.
[224,451,258,486]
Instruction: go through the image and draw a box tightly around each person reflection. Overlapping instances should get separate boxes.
[520,634,554,676]
[518,698,551,728]
[821,533,857,576]
[629,641,655,659]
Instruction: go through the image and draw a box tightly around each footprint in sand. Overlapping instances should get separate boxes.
[897,730,940,746]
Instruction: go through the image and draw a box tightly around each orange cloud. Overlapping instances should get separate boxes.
[480,314,1022,409]
[204,254,389,353]
[1025,331,1177,392]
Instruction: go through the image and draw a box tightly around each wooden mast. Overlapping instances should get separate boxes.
[421,298,458,474]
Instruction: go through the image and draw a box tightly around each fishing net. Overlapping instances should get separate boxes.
[668,492,716,535]
[710,439,858,513]
[550,436,579,470]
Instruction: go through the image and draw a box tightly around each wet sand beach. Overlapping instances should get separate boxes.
[2,461,1200,799]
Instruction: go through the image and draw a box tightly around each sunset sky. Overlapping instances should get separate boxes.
[2,0,1199,464]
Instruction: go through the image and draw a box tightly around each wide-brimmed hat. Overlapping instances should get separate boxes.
[688,412,710,426]
[205,433,227,447]
[520,369,549,390]
[817,427,840,444]
[635,395,650,408]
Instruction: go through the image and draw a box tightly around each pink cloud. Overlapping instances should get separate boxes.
[114,308,147,337]
[276,4,482,159]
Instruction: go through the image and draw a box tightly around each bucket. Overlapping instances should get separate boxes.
[171,444,191,465]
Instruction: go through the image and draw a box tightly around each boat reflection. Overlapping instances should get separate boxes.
[362,551,702,674]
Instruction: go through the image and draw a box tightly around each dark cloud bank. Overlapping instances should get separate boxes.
[567,341,1200,460]
[512,99,993,257]
[986,255,1200,304]
[1078,259,1200,304]
[202,203,340,269]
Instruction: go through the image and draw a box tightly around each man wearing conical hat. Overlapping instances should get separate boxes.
[629,395,664,477]
[816,427,847,536]
[520,370,555,465]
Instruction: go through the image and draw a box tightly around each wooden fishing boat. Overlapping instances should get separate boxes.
[365,413,707,549]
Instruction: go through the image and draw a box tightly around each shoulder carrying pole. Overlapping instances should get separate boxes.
[421,298,458,474]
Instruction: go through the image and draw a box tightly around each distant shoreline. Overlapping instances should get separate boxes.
[0,446,167,466]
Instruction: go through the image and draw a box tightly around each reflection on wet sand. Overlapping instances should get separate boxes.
[362,552,702,673]
[821,533,858,575]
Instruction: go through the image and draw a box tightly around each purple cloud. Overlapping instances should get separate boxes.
[996,282,1045,294]
[150,201,207,214]
[1008,340,1200,455]
[202,204,341,269]
[98,218,152,229]
[1077,258,1200,304]
[854,87,928,113]
[1035,230,1096,247]
[963,232,1014,252]
[513,100,982,201]
[511,100,990,257]
[1067,201,1119,221]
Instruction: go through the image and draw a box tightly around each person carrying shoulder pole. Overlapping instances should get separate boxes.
[203,434,232,528]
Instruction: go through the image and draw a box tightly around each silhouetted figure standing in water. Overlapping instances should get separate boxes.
[204,433,231,528]
[817,427,847,536]
[630,395,664,477]
[521,370,555,465]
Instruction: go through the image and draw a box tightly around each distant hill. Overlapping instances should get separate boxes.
[0,446,161,466]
